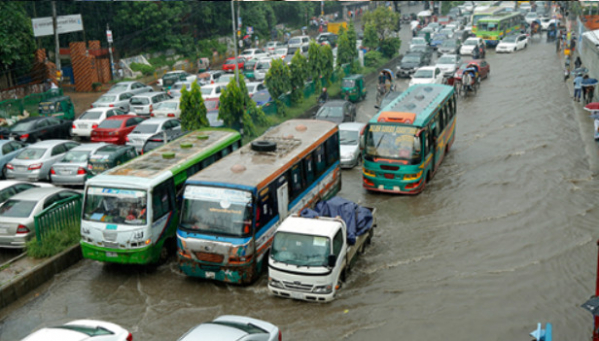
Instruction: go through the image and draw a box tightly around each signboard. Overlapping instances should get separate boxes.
[106,30,113,43]
[31,14,83,37]
[247,26,253,35]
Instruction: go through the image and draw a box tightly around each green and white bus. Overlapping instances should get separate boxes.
[80,129,242,265]
[471,6,507,34]
[476,12,524,47]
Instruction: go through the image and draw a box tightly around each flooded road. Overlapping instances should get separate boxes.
[2,26,598,341]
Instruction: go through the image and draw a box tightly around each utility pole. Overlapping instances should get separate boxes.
[231,0,239,87]
[106,23,115,79]
[52,1,61,79]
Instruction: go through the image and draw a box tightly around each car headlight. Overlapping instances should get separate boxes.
[313,284,333,294]
[269,278,284,288]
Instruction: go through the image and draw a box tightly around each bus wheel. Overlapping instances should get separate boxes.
[159,238,175,264]
[446,143,451,154]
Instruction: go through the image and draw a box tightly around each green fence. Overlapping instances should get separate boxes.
[34,194,82,243]
[0,88,63,119]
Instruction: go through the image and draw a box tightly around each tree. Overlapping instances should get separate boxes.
[363,23,379,51]
[289,50,308,104]
[347,20,358,62]
[265,58,291,116]
[319,44,334,86]
[307,40,322,82]
[219,74,267,137]
[380,37,401,59]
[336,28,353,67]
[362,6,400,42]
[0,2,36,87]
[180,82,208,131]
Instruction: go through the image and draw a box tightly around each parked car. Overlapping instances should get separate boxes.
[49,143,108,186]
[460,37,485,56]
[246,82,268,97]
[200,84,227,99]
[271,47,288,59]
[397,52,431,78]
[141,129,189,155]
[243,59,258,80]
[437,38,462,56]
[215,73,239,86]
[496,33,529,53]
[266,41,286,53]
[0,141,26,179]
[222,57,246,73]
[152,99,181,118]
[198,70,225,86]
[5,140,80,182]
[91,92,134,112]
[408,66,444,87]
[159,71,197,91]
[107,81,153,95]
[87,144,137,175]
[72,108,128,139]
[339,122,366,169]
[177,315,281,341]
[287,44,309,58]
[240,48,269,61]
[254,58,274,81]
[0,180,53,204]
[435,54,462,78]
[430,33,449,50]
[283,54,294,66]
[317,32,338,47]
[314,100,356,125]
[169,81,196,98]
[252,89,272,107]
[3,117,73,143]
[21,319,132,341]
[126,117,181,153]
[129,92,171,117]
[288,35,311,50]
[409,37,428,50]
[91,115,146,145]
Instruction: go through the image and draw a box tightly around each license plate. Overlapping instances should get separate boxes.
[135,107,143,112]
[106,252,118,258]
[79,124,88,129]
[0,228,7,234]
[93,166,106,172]
[205,271,215,279]
[290,291,303,300]
[63,170,73,175]
[9,137,14,141]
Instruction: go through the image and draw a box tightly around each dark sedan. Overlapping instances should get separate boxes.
[397,52,431,78]
[314,100,355,125]
[0,117,72,143]
[407,45,433,62]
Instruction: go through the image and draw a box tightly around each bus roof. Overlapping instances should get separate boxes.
[479,12,521,22]
[371,84,454,127]
[473,6,505,14]
[187,119,337,190]
[102,129,240,179]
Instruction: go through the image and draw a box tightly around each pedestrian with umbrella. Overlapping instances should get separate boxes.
[584,102,599,139]
[583,75,598,105]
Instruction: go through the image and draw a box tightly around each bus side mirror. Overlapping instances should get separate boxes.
[327,254,337,267]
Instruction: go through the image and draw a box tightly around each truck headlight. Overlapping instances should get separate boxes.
[269,277,284,288]
[313,284,333,294]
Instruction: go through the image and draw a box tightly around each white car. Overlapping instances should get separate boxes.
[240,48,269,61]
[107,81,153,95]
[254,58,274,81]
[410,37,428,50]
[152,99,181,118]
[126,117,181,153]
[525,12,539,25]
[435,54,462,77]
[271,47,288,59]
[246,82,268,97]
[460,37,484,55]
[21,319,132,341]
[72,108,128,138]
[200,84,227,99]
[91,92,133,112]
[496,34,528,53]
[540,18,560,30]
[408,66,444,87]
[177,315,280,341]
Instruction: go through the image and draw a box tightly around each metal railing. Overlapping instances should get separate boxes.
[34,194,82,243]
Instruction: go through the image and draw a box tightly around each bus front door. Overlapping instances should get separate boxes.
[277,182,289,220]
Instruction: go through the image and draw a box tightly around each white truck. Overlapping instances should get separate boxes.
[267,204,376,302]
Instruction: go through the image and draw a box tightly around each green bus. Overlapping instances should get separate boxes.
[362,84,457,194]
[471,6,508,35]
[476,12,524,47]
[80,129,242,265]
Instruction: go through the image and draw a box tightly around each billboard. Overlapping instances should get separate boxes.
[31,14,83,37]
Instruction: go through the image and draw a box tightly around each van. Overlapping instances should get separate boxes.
[287,45,309,57]
[288,35,311,49]
[129,92,171,117]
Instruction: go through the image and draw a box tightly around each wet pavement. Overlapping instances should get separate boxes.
[2,20,598,341]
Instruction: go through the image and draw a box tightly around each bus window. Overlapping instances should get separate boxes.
[304,155,315,186]
[314,145,326,176]
[201,155,215,169]
[290,163,304,199]
[325,133,340,166]
[232,141,240,151]
[153,179,175,220]
[438,108,445,130]
[257,187,276,228]
[424,129,431,156]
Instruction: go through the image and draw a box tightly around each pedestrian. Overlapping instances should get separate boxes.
[564,67,570,82]
[574,73,583,102]
[570,36,576,53]
[556,35,561,53]
[575,56,582,69]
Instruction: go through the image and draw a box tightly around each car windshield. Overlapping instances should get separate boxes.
[224,59,239,65]
[412,38,426,45]
[0,200,36,218]
[241,50,253,56]
[442,40,457,47]
[244,62,256,70]
[340,129,359,146]
[289,38,301,45]
[275,48,287,54]
[201,88,214,95]
[464,39,478,45]
[253,92,270,102]
[132,124,159,134]
[365,125,421,163]
[108,84,128,92]
[219,75,234,83]
[205,100,219,110]
[61,150,90,163]
[413,69,433,78]
[342,79,355,88]
[130,97,150,105]
[16,148,46,160]
[79,111,103,120]
[180,186,252,237]
[502,35,518,43]
[83,187,148,225]
[271,232,331,267]
[432,34,446,40]
[256,62,270,70]
[96,95,116,103]
[10,121,37,132]
[316,106,344,118]
[98,119,124,129]
[403,55,421,63]
[437,56,456,64]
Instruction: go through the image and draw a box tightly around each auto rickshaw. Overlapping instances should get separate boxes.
[197,57,210,72]
[37,95,75,120]
[341,74,367,102]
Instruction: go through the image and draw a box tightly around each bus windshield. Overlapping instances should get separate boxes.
[365,124,422,163]
[83,187,148,225]
[180,186,252,237]
[271,232,330,267]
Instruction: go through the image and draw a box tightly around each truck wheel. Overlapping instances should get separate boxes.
[341,268,348,282]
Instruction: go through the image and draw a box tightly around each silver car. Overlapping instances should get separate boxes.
[50,143,108,186]
[5,140,80,182]
[126,117,181,153]
[91,92,134,112]
[129,92,171,117]
[0,180,53,204]
[177,315,281,341]
[169,81,195,98]
[339,122,366,169]
[0,140,27,179]
[0,187,79,249]
[107,81,153,95]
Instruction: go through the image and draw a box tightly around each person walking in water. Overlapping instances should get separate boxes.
[573,73,583,102]
[575,56,582,69]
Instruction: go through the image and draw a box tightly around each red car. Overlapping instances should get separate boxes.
[222,57,246,73]
[447,59,491,86]
[91,115,146,145]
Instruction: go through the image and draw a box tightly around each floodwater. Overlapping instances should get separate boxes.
[1,20,598,341]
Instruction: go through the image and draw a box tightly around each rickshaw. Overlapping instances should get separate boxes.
[197,57,210,72]
[375,69,395,108]
[530,19,541,40]
[547,23,557,42]
[455,64,480,97]
[341,74,367,102]
[38,95,75,120]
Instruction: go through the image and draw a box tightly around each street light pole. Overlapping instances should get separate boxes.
[231,0,239,87]
[52,1,61,80]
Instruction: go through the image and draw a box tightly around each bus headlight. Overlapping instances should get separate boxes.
[313,284,333,294]
[363,169,375,177]
[404,171,423,181]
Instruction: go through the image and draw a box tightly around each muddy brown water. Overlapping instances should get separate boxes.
[1,28,597,341]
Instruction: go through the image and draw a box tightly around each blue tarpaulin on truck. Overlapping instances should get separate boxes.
[300,196,373,245]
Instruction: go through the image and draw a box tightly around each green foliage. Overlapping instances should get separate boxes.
[362,6,400,41]
[219,74,267,137]
[289,50,308,105]
[148,55,177,69]
[180,82,208,131]
[364,51,384,67]
[442,1,465,15]
[265,58,291,116]
[0,2,35,81]
[26,222,79,259]
[320,44,334,86]
[347,21,358,61]
[380,37,401,59]
[363,23,379,50]
[307,41,322,81]
[130,62,155,76]
[336,29,354,67]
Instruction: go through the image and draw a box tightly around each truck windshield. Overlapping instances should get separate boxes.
[271,232,331,267]
[365,124,421,163]
[180,186,252,237]
[83,187,148,225]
